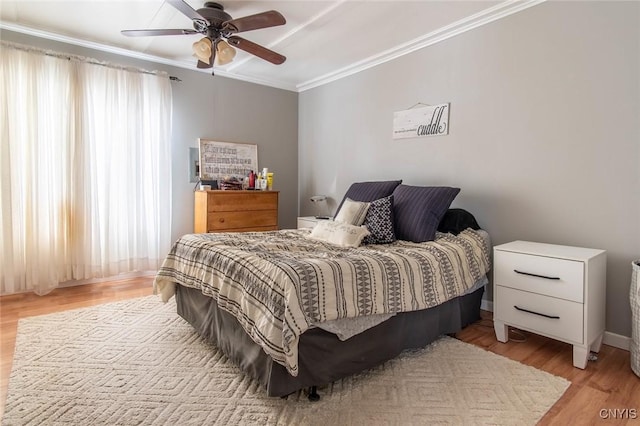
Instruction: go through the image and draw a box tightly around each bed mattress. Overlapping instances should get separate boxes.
[154,228,491,376]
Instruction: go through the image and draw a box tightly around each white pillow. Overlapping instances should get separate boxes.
[334,198,370,225]
[308,221,370,248]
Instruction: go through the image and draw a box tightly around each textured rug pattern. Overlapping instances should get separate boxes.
[4,296,569,425]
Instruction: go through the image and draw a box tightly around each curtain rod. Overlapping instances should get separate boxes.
[1,40,180,81]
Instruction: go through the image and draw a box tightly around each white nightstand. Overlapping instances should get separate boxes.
[297,216,332,229]
[493,240,606,369]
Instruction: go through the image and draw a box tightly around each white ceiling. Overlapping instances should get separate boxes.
[0,0,545,92]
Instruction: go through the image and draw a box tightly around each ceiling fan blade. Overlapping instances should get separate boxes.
[167,0,209,24]
[227,36,286,65]
[121,29,199,37]
[223,10,286,34]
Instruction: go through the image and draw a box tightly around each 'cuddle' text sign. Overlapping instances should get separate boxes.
[392,103,450,139]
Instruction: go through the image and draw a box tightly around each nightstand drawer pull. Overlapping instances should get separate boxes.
[514,305,560,319]
[514,269,560,280]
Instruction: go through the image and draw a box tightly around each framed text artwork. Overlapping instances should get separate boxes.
[198,139,258,181]
[392,103,450,139]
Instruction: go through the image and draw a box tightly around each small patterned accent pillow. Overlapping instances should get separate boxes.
[308,221,370,248]
[334,198,370,226]
[362,195,396,245]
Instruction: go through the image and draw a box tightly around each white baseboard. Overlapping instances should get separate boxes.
[479,298,631,352]
[59,270,156,288]
[2,271,156,297]
[603,331,631,351]
[480,299,493,312]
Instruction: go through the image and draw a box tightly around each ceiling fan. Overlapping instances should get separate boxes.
[121,0,286,73]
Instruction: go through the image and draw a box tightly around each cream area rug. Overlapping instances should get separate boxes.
[4,296,569,425]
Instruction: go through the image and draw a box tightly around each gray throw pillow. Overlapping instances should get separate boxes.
[392,185,461,243]
[335,180,402,217]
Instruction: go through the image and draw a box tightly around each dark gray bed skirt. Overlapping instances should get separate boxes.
[176,284,484,397]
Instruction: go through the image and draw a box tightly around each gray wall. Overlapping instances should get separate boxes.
[1,30,299,239]
[169,70,299,236]
[298,1,640,337]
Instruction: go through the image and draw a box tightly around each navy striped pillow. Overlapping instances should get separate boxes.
[335,180,402,216]
[392,185,461,242]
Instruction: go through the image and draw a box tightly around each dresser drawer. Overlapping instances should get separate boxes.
[495,286,584,344]
[208,210,277,232]
[494,250,584,303]
[207,192,278,212]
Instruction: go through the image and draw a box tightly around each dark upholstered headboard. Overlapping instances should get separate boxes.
[437,208,481,235]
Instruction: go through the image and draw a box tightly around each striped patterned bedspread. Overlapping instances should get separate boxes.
[154,228,491,376]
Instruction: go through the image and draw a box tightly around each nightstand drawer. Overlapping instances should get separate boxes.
[297,216,333,230]
[496,286,583,344]
[297,217,319,229]
[494,250,584,303]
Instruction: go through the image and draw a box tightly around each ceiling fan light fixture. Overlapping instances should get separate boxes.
[123,1,287,70]
[192,37,213,64]
[216,40,236,65]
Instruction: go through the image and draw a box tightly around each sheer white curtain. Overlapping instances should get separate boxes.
[0,43,172,295]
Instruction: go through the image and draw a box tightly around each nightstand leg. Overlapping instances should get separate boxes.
[494,320,509,343]
[573,345,589,369]
[590,333,604,353]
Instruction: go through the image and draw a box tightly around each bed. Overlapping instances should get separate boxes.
[154,181,491,398]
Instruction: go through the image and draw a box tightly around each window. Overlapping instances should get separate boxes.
[0,42,172,295]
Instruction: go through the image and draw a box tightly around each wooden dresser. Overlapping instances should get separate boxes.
[194,190,279,233]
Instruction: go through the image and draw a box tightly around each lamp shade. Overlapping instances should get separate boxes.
[192,37,212,64]
[216,40,236,65]
[310,195,331,218]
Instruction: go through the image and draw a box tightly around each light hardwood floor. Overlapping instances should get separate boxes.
[1,278,638,424]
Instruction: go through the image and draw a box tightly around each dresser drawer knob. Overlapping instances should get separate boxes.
[514,269,560,280]
[219,218,225,223]
[514,305,560,319]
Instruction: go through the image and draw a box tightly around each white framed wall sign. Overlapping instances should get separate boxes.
[198,139,258,181]
[392,103,450,139]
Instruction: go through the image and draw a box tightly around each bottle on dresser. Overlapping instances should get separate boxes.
[257,170,267,190]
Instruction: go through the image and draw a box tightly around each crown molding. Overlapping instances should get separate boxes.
[0,21,297,92]
[1,0,545,94]
[296,0,547,92]
[226,0,348,72]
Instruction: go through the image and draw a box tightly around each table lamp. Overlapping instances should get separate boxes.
[310,195,331,219]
